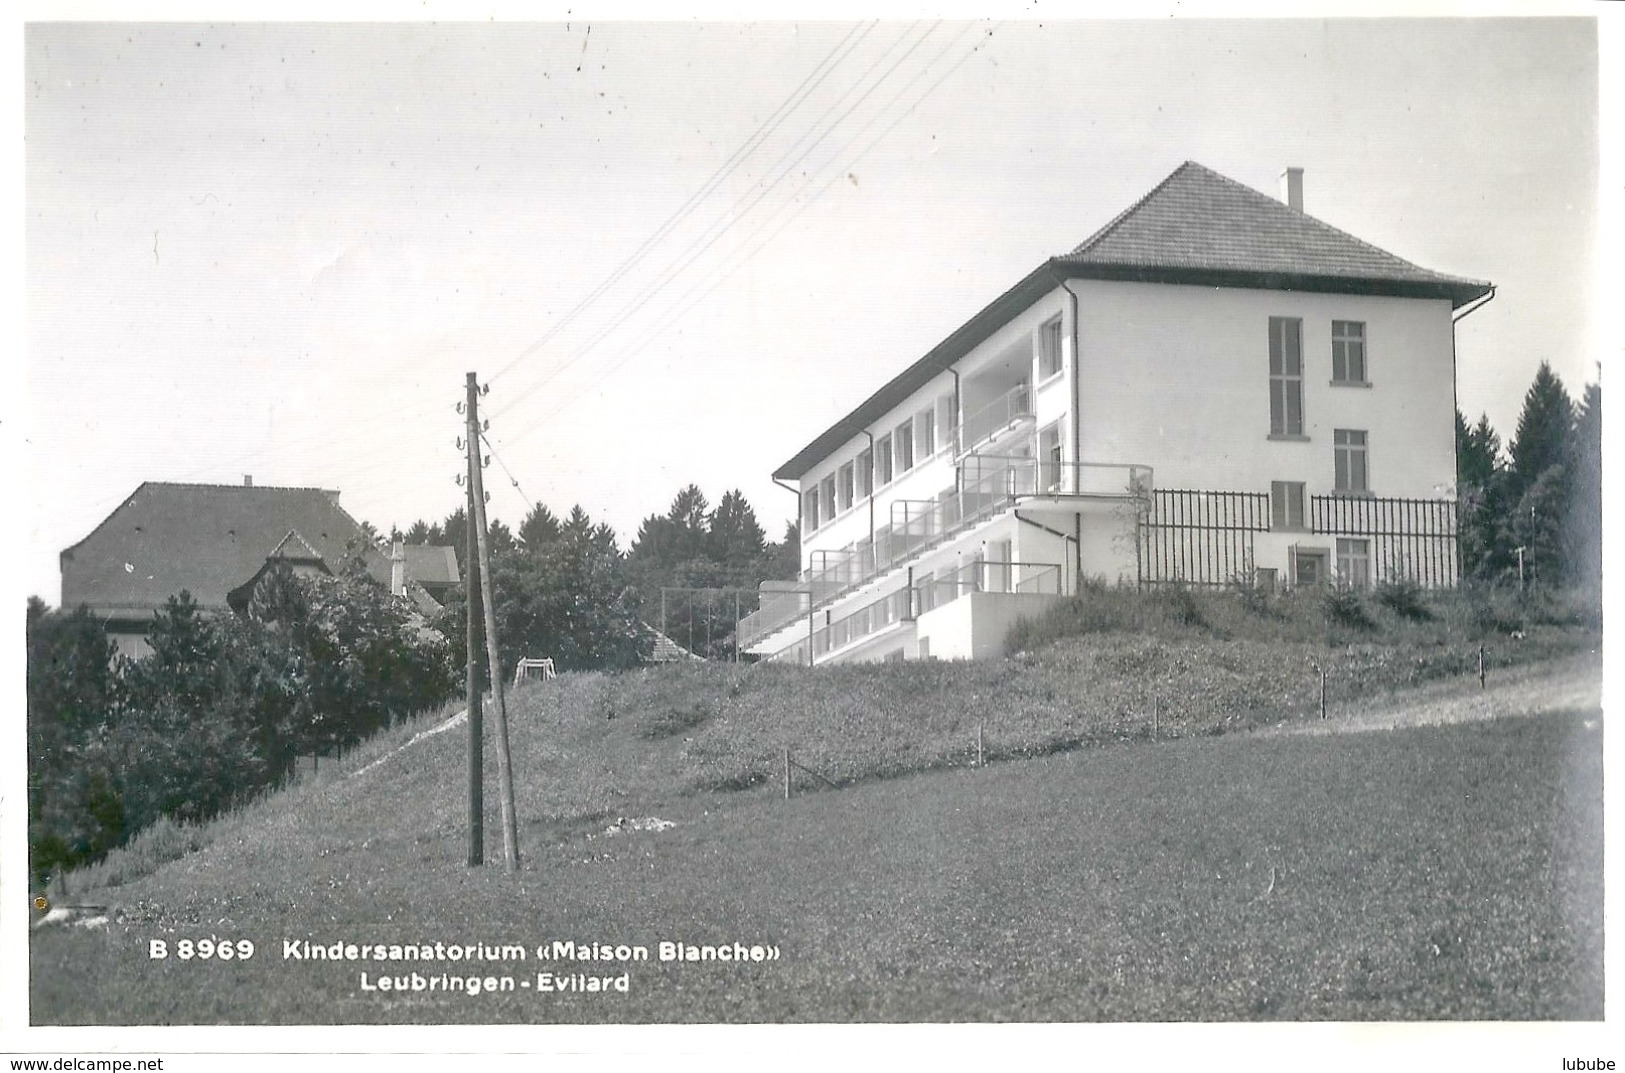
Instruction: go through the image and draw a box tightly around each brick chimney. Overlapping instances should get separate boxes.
[1280,167,1304,212]
[243,474,253,487]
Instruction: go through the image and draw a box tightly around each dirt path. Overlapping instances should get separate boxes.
[1265,649,1603,738]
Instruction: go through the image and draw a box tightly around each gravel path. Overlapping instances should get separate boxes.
[1264,649,1604,738]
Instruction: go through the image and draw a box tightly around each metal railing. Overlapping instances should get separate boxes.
[768,560,1062,664]
[957,381,1033,455]
[736,588,809,650]
[743,456,1150,651]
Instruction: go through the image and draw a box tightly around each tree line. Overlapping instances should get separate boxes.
[27,552,460,884]
[1456,361,1601,593]
[27,483,797,882]
[400,485,798,677]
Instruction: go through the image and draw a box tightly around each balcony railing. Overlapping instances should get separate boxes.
[768,560,1062,664]
[736,587,809,650]
[743,457,1150,651]
[957,381,1033,455]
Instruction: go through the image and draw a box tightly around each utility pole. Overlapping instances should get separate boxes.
[465,438,484,867]
[466,373,521,871]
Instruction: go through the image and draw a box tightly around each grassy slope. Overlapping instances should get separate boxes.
[29,633,1603,1023]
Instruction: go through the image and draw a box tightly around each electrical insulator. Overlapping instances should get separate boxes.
[456,402,466,414]
[483,419,490,432]
[485,491,491,503]
[455,474,464,486]
[456,437,464,450]
[483,455,491,467]
[481,383,489,396]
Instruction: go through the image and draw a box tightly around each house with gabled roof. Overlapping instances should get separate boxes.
[740,162,1494,665]
[60,479,459,657]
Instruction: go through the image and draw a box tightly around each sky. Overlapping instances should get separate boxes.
[18,12,1605,612]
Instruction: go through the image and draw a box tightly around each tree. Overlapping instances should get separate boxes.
[491,504,643,673]
[26,602,124,883]
[1456,411,1508,581]
[1501,364,1576,587]
[1506,362,1575,502]
[1564,380,1603,594]
[708,489,767,568]
[518,501,562,548]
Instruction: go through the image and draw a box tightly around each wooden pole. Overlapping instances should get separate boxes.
[1319,666,1327,720]
[465,437,484,868]
[1479,644,1486,689]
[467,373,521,871]
[783,747,791,800]
[977,722,984,767]
[1153,696,1160,740]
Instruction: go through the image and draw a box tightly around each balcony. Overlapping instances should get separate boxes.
[956,381,1034,457]
[744,456,1151,652]
[769,561,1063,664]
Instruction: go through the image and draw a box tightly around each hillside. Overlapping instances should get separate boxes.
[28,615,1603,1024]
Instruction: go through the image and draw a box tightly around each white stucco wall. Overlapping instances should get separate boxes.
[916,591,1068,661]
[1070,279,1458,502]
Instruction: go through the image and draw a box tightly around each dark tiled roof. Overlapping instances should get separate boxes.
[404,544,461,587]
[60,482,388,614]
[1058,161,1492,294]
[773,162,1492,480]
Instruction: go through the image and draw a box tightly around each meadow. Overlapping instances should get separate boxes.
[29,586,1604,1023]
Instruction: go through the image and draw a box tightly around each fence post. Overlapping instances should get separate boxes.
[783,747,791,801]
[1319,666,1327,721]
[977,722,985,767]
[1478,644,1486,689]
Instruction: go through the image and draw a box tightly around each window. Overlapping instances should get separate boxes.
[1334,430,1369,493]
[916,407,935,459]
[876,435,894,486]
[1269,316,1304,436]
[1270,481,1306,530]
[1292,548,1328,587]
[803,488,821,532]
[1038,315,1064,380]
[857,448,873,498]
[1337,538,1371,588]
[895,418,914,472]
[1039,423,1063,491]
[838,462,854,513]
[938,394,958,453]
[819,475,836,523]
[1332,321,1367,384]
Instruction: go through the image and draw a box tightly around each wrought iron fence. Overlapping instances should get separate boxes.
[1310,494,1458,587]
[1138,488,1271,588]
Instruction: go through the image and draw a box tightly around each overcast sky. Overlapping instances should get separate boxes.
[20,13,1603,606]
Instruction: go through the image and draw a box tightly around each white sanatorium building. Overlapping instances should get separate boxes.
[740,162,1494,665]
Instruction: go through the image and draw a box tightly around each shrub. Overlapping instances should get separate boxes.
[1321,585,1374,630]
[1227,571,1277,617]
[1374,576,1431,622]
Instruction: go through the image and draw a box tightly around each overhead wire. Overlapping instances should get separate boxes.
[497,22,998,445]
[487,20,877,384]
[91,25,880,511]
[488,21,942,423]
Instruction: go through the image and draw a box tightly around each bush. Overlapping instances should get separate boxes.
[1374,576,1431,622]
[1321,585,1374,630]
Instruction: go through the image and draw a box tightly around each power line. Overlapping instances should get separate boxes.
[487,21,877,386]
[489,22,942,425]
[499,23,998,444]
